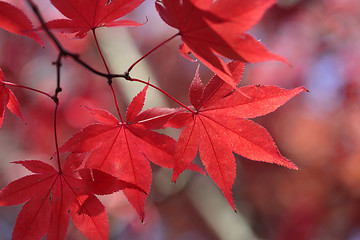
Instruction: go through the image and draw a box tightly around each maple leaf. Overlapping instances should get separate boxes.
[166,62,306,210]
[0,1,43,46]
[0,155,141,240]
[46,0,145,38]
[60,86,203,221]
[155,0,286,91]
[0,68,24,128]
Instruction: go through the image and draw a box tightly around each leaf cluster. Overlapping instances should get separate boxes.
[0,0,306,239]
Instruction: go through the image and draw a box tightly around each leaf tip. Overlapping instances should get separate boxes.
[171,171,181,183]
[273,53,291,66]
[139,213,145,223]
[295,86,309,94]
[284,161,299,170]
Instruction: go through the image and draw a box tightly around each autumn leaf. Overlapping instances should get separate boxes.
[46,0,145,38]
[0,68,24,128]
[60,86,203,221]
[166,62,306,210]
[155,0,287,91]
[0,156,141,240]
[0,1,43,46]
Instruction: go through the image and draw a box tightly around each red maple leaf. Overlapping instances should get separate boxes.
[0,155,141,240]
[0,1,43,46]
[155,0,286,91]
[166,61,306,210]
[46,0,145,38]
[0,68,24,128]
[60,86,203,221]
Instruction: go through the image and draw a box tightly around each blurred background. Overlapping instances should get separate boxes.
[1,0,360,239]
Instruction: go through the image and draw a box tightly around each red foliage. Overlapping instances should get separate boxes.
[156,0,287,90]
[46,0,145,38]
[0,0,311,239]
[60,86,202,221]
[0,157,141,240]
[166,61,304,209]
[0,1,43,46]
[0,68,24,128]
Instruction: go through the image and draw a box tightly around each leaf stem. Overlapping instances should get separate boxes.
[92,29,124,123]
[54,102,62,174]
[3,81,52,99]
[129,78,197,114]
[126,32,180,74]
[92,29,111,74]
[109,81,124,123]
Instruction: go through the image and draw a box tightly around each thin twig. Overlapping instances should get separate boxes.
[52,52,63,103]
[53,102,62,173]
